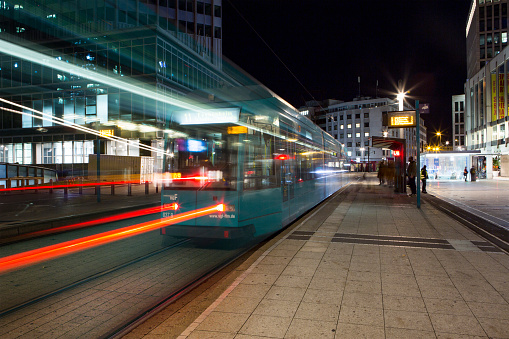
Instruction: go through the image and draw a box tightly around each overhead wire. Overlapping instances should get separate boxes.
[225,0,327,113]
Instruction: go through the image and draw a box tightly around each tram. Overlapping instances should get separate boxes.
[160,85,352,242]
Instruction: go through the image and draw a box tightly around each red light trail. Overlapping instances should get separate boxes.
[26,204,182,238]
[0,180,140,192]
[0,204,224,274]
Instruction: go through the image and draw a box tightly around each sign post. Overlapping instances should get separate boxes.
[416,101,420,209]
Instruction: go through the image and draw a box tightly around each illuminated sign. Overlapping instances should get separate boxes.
[227,126,248,134]
[275,154,289,160]
[173,108,241,125]
[169,173,181,179]
[387,111,416,128]
[99,129,114,137]
[393,150,401,156]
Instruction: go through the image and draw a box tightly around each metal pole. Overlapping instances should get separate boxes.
[416,100,421,209]
[96,139,101,203]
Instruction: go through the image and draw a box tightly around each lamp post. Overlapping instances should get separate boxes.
[436,132,442,146]
[360,147,365,171]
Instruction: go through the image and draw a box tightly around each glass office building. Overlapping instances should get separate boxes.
[0,1,248,177]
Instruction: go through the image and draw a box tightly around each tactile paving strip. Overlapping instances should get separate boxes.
[288,231,503,252]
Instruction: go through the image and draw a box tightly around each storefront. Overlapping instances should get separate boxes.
[420,151,481,180]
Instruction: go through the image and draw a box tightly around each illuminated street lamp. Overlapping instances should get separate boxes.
[397,91,409,111]
[436,131,442,146]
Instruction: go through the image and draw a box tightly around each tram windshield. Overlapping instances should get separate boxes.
[162,131,238,190]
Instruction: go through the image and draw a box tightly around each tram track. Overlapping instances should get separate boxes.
[422,193,509,253]
[0,238,190,318]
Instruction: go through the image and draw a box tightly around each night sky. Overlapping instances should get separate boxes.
[222,0,471,142]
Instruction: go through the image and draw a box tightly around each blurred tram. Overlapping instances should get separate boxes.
[160,85,352,242]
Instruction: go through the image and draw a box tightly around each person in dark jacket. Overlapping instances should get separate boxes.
[407,156,417,196]
[463,167,468,181]
[421,165,428,193]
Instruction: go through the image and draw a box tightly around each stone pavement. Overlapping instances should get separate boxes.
[125,174,509,339]
[426,178,509,231]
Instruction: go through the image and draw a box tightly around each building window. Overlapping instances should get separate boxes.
[347,133,352,138]
[347,142,352,147]
[364,122,369,127]
[214,5,221,17]
[355,122,360,128]
[355,113,360,119]
[356,142,361,147]
[340,134,344,138]
[347,114,351,119]
[347,124,352,129]
[356,132,360,137]
[356,151,361,156]
[364,132,369,137]
[364,113,369,118]
[340,124,344,129]
[340,115,344,120]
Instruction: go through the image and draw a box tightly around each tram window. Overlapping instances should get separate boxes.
[243,131,277,190]
[164,136,236,190]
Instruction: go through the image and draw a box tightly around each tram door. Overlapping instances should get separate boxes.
[279,124,296,224]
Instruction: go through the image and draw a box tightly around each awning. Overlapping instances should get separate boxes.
[371,136,406,150]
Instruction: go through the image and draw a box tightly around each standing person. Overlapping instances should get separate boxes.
[378,161,385,185]
[463,167,468,181]
[470,166,477,182]
[407,156,417,196]
[421,165,428,193]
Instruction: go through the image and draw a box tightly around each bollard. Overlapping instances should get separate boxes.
[145,181,149,195]
[79,178,83,195]
[111,184,115,195]
[64,181,68,195]
[34,179,38,194]
[49,179,53,194]
[156,182,158,193]
[128,183,132,196]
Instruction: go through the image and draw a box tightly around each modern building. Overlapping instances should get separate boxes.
[300,97,427,170]
[0,0,243,177]
[466,0,509,79]
[452,94,467,150]
[464,44,509,178]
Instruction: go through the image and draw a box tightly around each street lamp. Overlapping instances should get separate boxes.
[397,91,409,111]
[436,132,442,146]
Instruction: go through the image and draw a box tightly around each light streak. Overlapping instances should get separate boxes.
[0,102,168,156]
[27,204,180,237]
[0,180,139,192]
[0,204,224,274]
[0,39,202,112]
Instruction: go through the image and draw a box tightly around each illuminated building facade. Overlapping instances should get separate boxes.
[0,0,243,176]
[464,45,509,178]
[467,0,509,79]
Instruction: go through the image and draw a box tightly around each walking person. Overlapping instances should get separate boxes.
[463,167,468,181]
[407,156,417,196]
[421,165,428,193]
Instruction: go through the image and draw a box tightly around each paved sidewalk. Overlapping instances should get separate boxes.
[126,175,509,339]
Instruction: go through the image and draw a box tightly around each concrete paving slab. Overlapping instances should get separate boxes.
[116,175,509,338]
